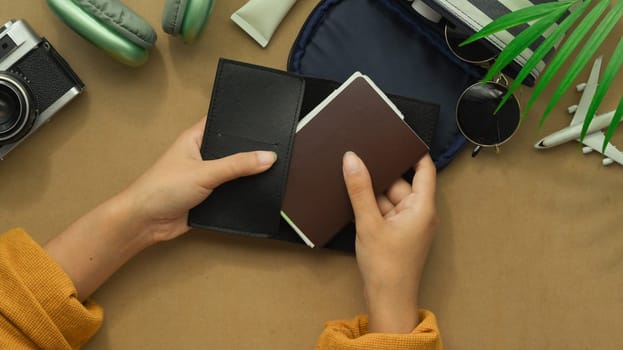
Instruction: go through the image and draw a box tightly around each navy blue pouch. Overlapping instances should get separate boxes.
[288,0,484,169]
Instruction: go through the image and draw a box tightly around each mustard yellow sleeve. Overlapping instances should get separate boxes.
[0,228,103,349]
[316,310,442,350]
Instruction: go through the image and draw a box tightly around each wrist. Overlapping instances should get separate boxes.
[116,182,192,244]
[364,282,420,333]
[103,193,158,254]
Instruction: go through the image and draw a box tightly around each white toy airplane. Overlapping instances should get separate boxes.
[534,56,623,166]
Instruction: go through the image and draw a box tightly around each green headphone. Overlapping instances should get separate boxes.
[47,0,215,66]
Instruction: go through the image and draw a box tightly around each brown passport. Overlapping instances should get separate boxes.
[280,72,429,248]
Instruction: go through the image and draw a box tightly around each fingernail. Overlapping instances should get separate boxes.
[257,151,277,166]
[343,151,361,175]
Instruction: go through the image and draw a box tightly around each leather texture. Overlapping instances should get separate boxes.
[189,59,440,251]
[11,41,83,112]
[161,0,188,35]
[281,75,430,248]
[188,59,304,237]
[74,0,157,48]
[276,76,439,251]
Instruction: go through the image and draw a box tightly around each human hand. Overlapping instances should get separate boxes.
[342,151,437,334]
[120,117,277,243]
[45,117,277,300]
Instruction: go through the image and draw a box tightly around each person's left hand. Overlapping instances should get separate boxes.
[119,117,277,243]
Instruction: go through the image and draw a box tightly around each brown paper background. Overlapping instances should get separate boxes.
[1,1,622,349]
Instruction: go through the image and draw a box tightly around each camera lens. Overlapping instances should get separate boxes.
[0,85,20,131]
[0,73,36,145]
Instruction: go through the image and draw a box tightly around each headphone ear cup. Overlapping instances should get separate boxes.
[162,0,188,36]
[73,0,157,48]
[47,0,153,66]
[163,0,215,44]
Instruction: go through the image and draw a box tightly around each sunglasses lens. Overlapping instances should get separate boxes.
[445,26,496,64]
[456,82,520,147]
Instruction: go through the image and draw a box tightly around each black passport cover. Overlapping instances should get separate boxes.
[188,60,304,236]
[189,59,440,251]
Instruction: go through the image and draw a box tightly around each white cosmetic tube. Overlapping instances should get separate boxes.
[231,0,298,48]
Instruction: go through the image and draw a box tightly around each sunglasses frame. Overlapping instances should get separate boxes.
[455,79,521,157]
[444,24,497,66]
[443,24,521,157]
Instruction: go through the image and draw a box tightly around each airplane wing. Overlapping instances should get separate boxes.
[570,56,602,126]
[579,132,623,166]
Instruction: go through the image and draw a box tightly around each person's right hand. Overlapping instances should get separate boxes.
[342,151,437,334]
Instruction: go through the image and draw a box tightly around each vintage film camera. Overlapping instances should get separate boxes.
[0,19,84,159]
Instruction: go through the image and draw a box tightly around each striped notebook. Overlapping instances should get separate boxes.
[415,0,575,85]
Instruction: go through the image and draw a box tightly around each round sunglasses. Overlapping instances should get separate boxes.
[444,25,521,157]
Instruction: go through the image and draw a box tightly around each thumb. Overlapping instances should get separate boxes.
[200,151,277,189]
[342,151,382,228]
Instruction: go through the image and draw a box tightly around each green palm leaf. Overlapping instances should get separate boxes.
[604,38,623,151]
[526,0,611,126]
[464,0,623,149]
[540,1,623,130]
[603,98,623,152]
[583,35,623,145]
[460,1,576,46]
[481,8,569,85]
[494,0,593,115]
